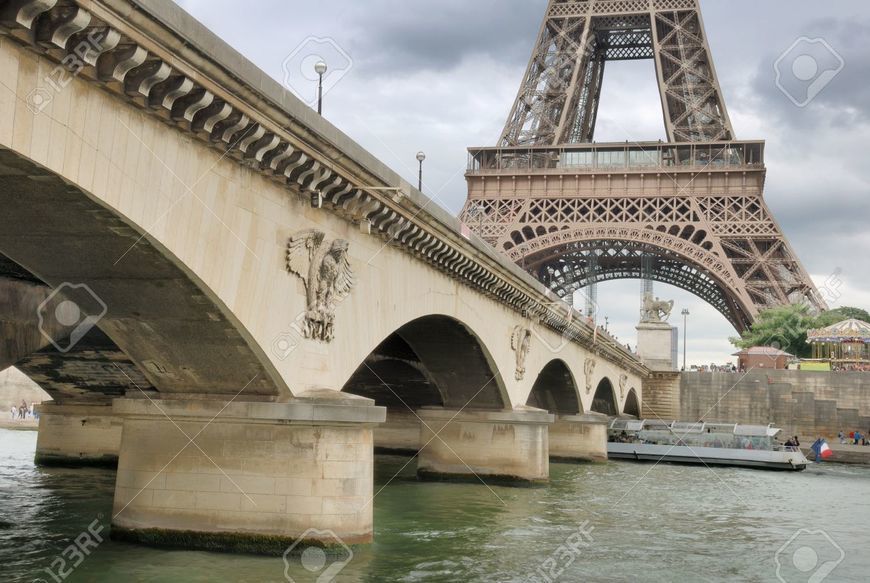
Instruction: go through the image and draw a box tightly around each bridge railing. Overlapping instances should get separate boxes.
[467,141,765,174]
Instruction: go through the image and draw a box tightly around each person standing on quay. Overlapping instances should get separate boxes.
[9,405,16,421]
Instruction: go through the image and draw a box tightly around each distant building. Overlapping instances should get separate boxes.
[732,347,793,370]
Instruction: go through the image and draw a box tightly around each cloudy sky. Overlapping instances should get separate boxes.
[175,0,870,366]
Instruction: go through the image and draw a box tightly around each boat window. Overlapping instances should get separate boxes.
[632,430,774,450]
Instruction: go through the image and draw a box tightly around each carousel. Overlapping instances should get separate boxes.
[806,319,870,370]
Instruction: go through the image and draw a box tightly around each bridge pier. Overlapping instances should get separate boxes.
[416,408,553,484]
[548,413,609,463]
[374,410,421,455]
[109,392,385,554]
[34,403,122,467]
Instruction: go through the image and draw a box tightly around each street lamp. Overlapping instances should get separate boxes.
[314,61,328,115]
[681,308,690,371]
[468,202,486,233]
[416,151,426,191]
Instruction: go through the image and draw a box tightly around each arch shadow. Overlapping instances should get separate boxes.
[525,359,582,415]
[623,388,641,418]
[591,377,618,416]
[342,315,508,411]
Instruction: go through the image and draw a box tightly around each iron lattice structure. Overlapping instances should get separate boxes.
[460,0,826,332]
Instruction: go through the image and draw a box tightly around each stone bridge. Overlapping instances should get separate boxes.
[0,0,647,552]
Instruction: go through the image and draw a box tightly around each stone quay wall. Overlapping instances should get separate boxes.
[0,368,50,412]
[680,371,870,439]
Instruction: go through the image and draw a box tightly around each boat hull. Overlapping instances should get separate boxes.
[607,443,807,471]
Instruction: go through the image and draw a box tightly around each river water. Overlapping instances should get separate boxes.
[1,428,868,582]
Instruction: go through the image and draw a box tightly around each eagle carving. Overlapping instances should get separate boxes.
[511,325,532,381]
[286,229,355,342]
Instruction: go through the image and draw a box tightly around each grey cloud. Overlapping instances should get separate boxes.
[751,17,870,128]
[341,0,544,73]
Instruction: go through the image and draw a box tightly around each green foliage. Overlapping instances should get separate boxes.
[729,304,816,357]
[730,305,870,358]
[813,306,870,327]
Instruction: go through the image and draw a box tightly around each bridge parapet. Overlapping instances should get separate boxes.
[0,0,646,377]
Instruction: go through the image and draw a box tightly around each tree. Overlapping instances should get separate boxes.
[813,306,870,327]
[729,303,817,358]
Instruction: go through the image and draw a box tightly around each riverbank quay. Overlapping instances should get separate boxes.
[0,420,37,431]
[800,440,870,465]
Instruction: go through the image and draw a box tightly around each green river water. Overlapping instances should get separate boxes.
[1,428,868,582]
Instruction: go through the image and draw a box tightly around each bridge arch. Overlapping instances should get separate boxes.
[525,359,581,415]
[591,377,618,416]
[624,388,641,418]
[342,315,508,410]
[0,149,283,397]
[504,227,754,332]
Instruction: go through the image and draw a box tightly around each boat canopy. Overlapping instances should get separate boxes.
[609,419,781,438]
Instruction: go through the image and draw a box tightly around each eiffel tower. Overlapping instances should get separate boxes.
[459,0,826,332]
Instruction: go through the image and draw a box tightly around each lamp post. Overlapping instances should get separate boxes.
[471,202,486,232]
[314,61,327,115]
[416,151,426,191]
[681,308,690,370]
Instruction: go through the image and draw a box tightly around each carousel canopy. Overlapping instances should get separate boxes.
[807,319,870,344]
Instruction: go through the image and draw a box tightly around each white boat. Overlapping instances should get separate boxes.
[607,419,808,471]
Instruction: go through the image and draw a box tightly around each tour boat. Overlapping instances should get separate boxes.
[607,419,808,471]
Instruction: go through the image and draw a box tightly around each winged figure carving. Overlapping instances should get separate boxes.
[619,373,628,400]
[583,357,597,394]
[286,229,355,342]
[511,325,532,381]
